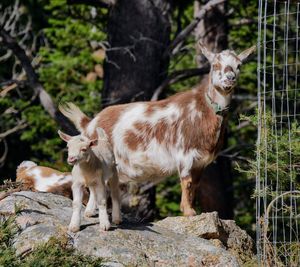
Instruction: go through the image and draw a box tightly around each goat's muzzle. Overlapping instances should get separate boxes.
[67,157,77,165]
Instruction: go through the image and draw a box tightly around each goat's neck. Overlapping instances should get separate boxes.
[78,150,99,171]
[206,73,232,112]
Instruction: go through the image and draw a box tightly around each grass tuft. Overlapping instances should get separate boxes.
[0,216,104,267]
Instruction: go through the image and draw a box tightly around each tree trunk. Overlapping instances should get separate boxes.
[194,0,234,219]
[102,0,170,107]
[103,0,171,222]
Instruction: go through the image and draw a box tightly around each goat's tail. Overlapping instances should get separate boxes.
[16,161,37,178]
[59,102,91,132]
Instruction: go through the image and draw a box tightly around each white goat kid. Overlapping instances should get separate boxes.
[58,128,121,232]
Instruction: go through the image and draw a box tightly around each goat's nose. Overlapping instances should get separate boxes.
[226,72,236,81]
[68,156,76,164]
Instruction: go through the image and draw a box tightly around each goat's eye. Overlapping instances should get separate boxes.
[237,64,241,70]
[81,148,87,152]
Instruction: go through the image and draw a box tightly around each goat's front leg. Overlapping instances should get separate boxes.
[180,175,196,216]
[84,186,97,217]
[69,181,84,232]
[109,172,122,225]
[92,180,110,231]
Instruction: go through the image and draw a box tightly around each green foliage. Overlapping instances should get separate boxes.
[0,216,19,267]
[0,216,103,267]
[242,111,300,195]
[156,175,181,218]
[0,0,106,178]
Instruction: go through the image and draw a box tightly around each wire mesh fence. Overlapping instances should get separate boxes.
[257,0,300,266]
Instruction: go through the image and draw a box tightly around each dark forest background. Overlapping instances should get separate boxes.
[0,0,258,235]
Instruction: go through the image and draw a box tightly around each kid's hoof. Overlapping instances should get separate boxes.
[99,220,111,231]
[68,224,80,233]
[84,210,96,218]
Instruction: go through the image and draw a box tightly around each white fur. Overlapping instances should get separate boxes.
[112,104,175,181]
[60,130,121,232]
[87,117,100,136]
[26,168,72,191]
[17,161,37,170]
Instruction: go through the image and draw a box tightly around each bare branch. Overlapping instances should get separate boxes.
[0,139,8,167]
[0,120,28,140]
[0,83,18,98]
[0,28,77,134]
[230,18,255,27]
[164,0,226,58]
[151,64,210,101]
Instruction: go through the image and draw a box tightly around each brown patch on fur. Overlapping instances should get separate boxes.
[16,169,36,191]
[214,85,228,96]
[144,100,168,116]
[80,117,90,129]
[47,181,72,199]
[39,166,66,177]
[224,65,233,73]
[213,62,222,71]
[134,122,152,134]
[154,119,168,143]
[135,119,174,147]
[88,104,127,143]
[124,130,143,151]
[124,120,172,151]
[168,80,223,155]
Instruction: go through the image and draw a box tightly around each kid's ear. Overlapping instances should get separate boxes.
[238,45,256,63]
[96,127,108,140]
[89,139,98,147]
[197,41,216,62]
[58,130,72,142]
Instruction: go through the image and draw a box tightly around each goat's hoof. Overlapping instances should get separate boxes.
[84,210,96,218]
[68,224,80,233]
[183,208,197,217]
[112,218,122,225]
[99,220,111,231]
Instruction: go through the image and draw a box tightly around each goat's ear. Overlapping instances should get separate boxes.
[197,42,215,62]
[96,127,108,140]
[58,130,71,142]
[238,45,256,63]
[89,139,98,147]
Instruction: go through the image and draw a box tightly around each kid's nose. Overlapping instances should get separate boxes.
[68,156,77,164]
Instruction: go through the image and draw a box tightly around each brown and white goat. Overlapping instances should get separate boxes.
[59,43,255,216]
[16,161,89,203]
[58,128,121,232]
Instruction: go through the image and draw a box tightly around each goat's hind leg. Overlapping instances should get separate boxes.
[92,180,110,231]
[180,174,197,216]
[84,186,97,217]
[109,172,122,225]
